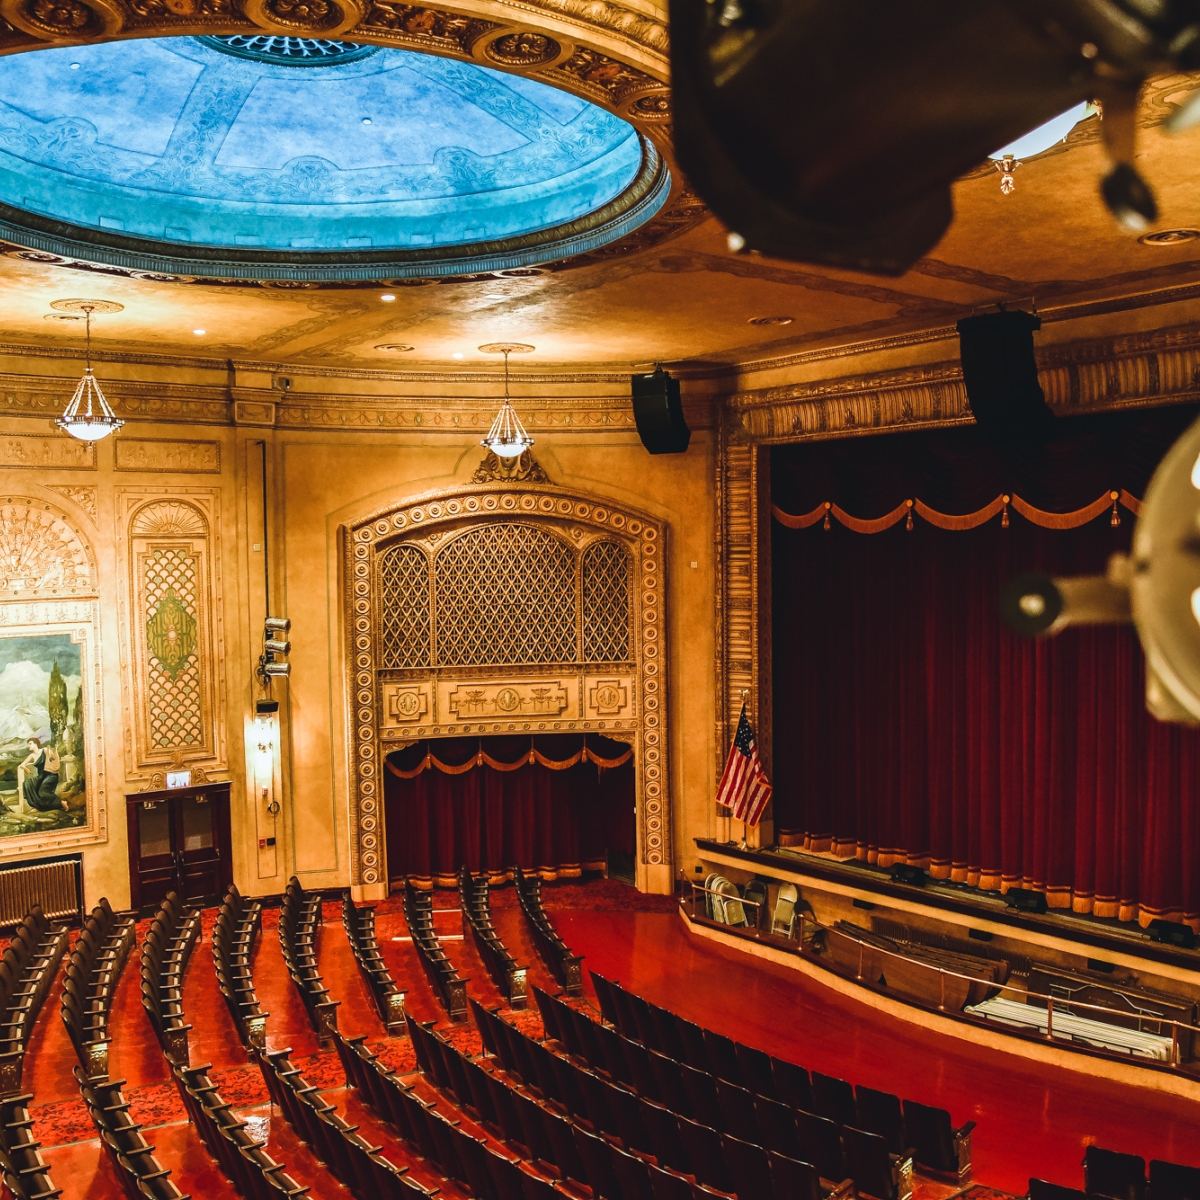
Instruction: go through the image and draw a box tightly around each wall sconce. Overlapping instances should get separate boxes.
[252,698,281,815]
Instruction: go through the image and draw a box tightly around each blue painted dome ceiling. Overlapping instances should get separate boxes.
[0,35,664,267]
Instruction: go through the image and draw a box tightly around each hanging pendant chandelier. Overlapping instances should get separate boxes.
[56,302,124,442]
[479,342,535,460]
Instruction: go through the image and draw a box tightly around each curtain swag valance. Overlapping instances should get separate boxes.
[772,489,1143,534]
[385,734,633,780]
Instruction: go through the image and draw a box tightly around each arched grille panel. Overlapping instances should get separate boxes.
[434,523,576,666]
[379,544,431,668]
[583,540,631,662]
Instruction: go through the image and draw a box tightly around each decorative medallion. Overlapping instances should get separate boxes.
[471,449,550,484]
[263,0,342,29]
[22,0,93,33]
[485,31,559,66]
[629,94,670,118]
[146,586,198,681]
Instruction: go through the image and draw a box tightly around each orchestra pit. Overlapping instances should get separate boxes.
[0,4,1198,1199]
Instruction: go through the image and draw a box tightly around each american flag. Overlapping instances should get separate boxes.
[716,704,773,827]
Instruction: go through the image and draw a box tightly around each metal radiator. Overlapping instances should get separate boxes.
[0,857,81,926]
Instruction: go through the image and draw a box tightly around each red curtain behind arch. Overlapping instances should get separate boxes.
[770,405,1200,933]
[383,734,635,888]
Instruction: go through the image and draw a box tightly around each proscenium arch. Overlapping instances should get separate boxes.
[342,481,670,897]
[0,1,687,283]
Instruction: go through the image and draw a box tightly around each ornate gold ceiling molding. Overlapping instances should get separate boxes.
[730,321,1200,444]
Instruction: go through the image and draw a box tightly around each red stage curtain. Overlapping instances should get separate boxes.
[383,734,635,888]
[771,405,1200,932]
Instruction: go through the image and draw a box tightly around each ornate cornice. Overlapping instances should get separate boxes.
[731,321,1200,444]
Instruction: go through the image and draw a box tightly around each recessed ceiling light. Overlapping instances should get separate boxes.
[375,343,415,352]
[193,328,206,335]
[749,315,794,326]
[1138,229,1200,246]
[362,117,372,125]
[69,62,80,70]
[380,293,396,301]
[452,352,465,359]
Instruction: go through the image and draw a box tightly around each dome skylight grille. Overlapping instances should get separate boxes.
[199,35,381,65]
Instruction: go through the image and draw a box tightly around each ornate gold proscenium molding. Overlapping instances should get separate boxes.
[342,484,669,891]
[731,321,1200,443]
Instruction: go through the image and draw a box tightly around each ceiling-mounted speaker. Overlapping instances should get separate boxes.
[632,367,691,455]
[956,310,1055,444]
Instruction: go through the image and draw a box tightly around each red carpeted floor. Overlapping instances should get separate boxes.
[18,880,1200,1200]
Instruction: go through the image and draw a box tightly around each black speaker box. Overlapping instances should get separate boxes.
[890,863,926,887]
[956,310,1055,444]
[1006,887,1048,914]
[1148,919,1196,949]
[631,367,691,455]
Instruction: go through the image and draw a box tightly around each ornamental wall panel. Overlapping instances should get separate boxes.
[343,483,668,890]
[117,491,227,786]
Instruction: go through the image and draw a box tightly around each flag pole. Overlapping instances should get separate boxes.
[739,689,750,851]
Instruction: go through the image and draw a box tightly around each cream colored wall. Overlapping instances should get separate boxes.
[0,349,718,908]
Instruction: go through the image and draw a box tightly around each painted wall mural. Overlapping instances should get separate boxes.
[0,632,87,837]
[0,495,105,859]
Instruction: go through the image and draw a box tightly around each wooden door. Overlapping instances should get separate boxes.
[132,799,176,910]
[127,783,233,911]
[173,790,226,902]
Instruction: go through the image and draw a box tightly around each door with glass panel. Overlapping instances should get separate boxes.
[126,783,232,910]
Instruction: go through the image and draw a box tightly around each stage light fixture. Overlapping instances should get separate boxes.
[257,616,292,686]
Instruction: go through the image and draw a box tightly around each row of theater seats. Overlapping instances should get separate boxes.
[61,897,136,1078]
[171,1054,308,1200]
[0,1090,62,1200]
[471,990,872,1200]
[140,892,201,1066]
[513,867,583,995]
[589,970,972,1181]
[338,1019,596,1200]
[460,867,527,1008]
[280,876,338,1044]
[342,892,406,1032]
[213,883,268,1050]
[258,1043,427,1199]
[0,905,69,1093]
[402,879,467,1020]
[77,1063,188,1199]
[1032,1145,1200,1200]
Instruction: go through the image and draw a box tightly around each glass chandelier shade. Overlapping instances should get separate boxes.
[481,348,533,460]
[56,306,124,441]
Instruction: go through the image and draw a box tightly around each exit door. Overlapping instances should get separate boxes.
[126,783,232,910]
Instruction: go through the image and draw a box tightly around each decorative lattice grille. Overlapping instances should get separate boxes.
[434,524,576,666]
[142,547,204,749]
[582,540,631,663]
[379,544,431,668]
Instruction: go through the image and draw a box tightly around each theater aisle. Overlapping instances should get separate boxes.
[554,906,1200,1196]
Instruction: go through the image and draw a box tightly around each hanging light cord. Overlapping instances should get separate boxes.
[83,304,94,372]
[504,348,511,401]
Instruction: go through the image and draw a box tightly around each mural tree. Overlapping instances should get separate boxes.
[48,661,67,748]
